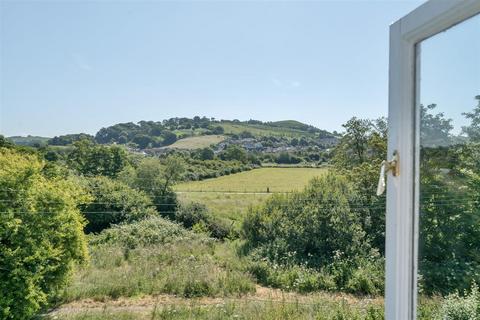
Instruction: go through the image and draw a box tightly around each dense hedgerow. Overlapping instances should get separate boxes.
[182,158,254,181]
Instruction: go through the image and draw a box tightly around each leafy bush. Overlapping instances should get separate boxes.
[175,202,233,239]
[90,216,204,249]
[174,202,210,229]
[0,148,88,319]
[81,176,157,233]
[436,283,480,320]
[242,172,383,295]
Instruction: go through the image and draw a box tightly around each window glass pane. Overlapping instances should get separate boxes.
[417,13,480,316]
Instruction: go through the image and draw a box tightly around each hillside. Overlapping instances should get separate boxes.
[164,135,226,149]
[7,135,50,146]
[219,120,334,139]
[6,117,337,151]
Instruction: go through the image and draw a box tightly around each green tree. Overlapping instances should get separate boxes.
[333,117,387,167]
[161,131,177,146]
[199,147,215,160]
[67,140,129,177]
[81,176,157,233]
[221,145,247,163]
[331,117,387,254]
[462,95,480,141]
[132,134,154,149]
[212,126,224,134]
[0,135,14,148]
[48,133,94,146]
[421,104,454,147]
[0,148,88,319]
[416,98,480,294]
[243,172,370,267]
[119,156,185,218]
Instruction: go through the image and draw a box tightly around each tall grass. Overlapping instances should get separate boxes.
[62,218,255,302]
[48,299,385,320]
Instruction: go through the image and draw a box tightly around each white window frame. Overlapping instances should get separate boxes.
[386,1,480,319]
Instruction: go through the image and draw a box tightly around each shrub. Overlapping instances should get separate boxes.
[81,176,157,233]
[90,216,205,249]
[243,172,369,265]
[175,202,233,239]
[0,148,88,319]
[174,202,210,229]
[242,172,383,295]
[437,283,480,320]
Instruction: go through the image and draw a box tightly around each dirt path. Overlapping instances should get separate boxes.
[48,286,382,317]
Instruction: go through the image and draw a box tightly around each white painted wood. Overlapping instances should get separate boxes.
[386,1,480,319]
[386,19,416,320]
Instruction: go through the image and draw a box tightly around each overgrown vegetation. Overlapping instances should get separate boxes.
[0,148,88,319]
[3,98,480,319]
[64,217,255,301]
[242,173,384,295]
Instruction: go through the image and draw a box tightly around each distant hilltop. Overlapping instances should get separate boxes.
[6,117,339,150]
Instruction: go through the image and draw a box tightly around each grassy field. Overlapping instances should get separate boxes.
[177,192,272,227]
[176,167,327,230]
[219,122,316,138]
[175,167,327,193]
[166,135,226,149]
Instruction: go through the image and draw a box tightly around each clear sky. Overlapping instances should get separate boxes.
[0,0,428,137]
[420,13,480,135]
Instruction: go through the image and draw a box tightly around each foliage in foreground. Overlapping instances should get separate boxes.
[63,217,255,301]
[436,283,480,320]
[48,300,385,320]
[0,148,89,320]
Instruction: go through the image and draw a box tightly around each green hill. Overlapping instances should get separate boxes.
[7,135,50,146]
[7,117,335,149]
[219,120,333,138]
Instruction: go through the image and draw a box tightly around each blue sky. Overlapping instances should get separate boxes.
[420,13,480,135]
[0,0,434,137]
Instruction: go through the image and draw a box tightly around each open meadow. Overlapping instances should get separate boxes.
[175,167,328,193]
[176,167,328,228]
[219,122,318,138]
[166,135,226,149]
